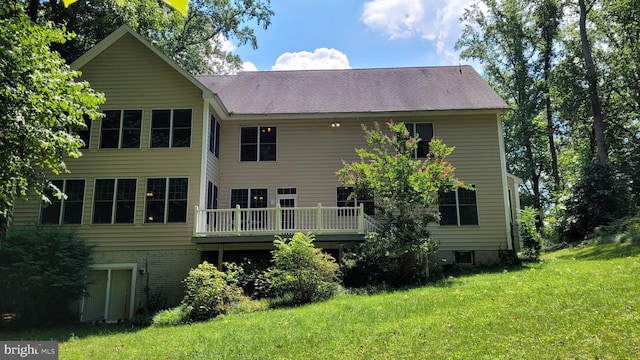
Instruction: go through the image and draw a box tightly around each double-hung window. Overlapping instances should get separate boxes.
[151,109,192,148]
[439,186,478,226]
[145,178,189,223]
[209,115,221,158]
[405,123,434,158]
[40,179,85,224]
[100,110,142,148]
[336,187,375,216]
[92,179,137,224]
[72,115,92,149]
[240,126,276,161]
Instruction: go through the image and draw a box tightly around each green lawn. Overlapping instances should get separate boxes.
[3,242,639,359]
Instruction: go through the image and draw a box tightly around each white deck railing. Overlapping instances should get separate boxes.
[193,203,379,237]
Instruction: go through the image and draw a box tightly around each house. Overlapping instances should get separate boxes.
[11,26,519,322]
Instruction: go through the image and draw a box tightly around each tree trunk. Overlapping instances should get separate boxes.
[525,138,544,231]
[544,55,561,189]
[578,0,608,164]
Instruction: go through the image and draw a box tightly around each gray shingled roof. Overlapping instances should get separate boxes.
[196,66,508,116]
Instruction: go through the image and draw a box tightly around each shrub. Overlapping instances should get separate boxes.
[564,161,634,240]
[181,262,243,322]
[223,261,273,300]
[342,222,436,287]
[267,233,341,306]
[0,226,93,325]
[518,206,542,261]
[152,305,189,326]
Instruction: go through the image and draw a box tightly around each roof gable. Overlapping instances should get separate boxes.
[71,25,217,103]
[196,66,509,116]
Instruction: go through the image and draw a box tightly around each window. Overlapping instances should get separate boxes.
[40,179,85,224]
[454,251,474,264]
[240,126,276,161]
[405,123,433,158]
[209,115,221,158]
[145,178,189,223]
[151,109,192,148]
[439,186,478,226]
[206,181,218,225]
[72,115,91,149]
[100,110,142,148]
[230,188,268,208]
[336,187,375,216]
[92,179,137,224]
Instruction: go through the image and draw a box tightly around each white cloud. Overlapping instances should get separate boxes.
[241,61,258,72]
[361,0,475,62]
[271,48,351,71]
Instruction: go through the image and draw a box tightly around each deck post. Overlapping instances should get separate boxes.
[358,203,364,233]
[235,205,241,236]
[193,206,199,236]
[275,204,282,233]
[316,203,322,233]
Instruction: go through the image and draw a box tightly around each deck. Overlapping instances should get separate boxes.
[192,204,378,243]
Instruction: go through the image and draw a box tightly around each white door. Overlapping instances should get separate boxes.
[277,188,297,230]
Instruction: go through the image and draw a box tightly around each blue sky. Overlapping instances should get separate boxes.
[227,0,476,72]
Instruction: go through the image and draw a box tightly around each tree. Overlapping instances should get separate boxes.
[457,0,549,229]
[0,226,93,324]
[0,4,104,219]
[23,0,274,74]
[578,0,608,165]
[337,122,465,285]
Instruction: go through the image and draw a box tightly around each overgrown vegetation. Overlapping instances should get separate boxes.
[0,226,93,325]
[518,206,542,261]
[337,121,466,286]
[267,233,341,306]
[7,242,637,359]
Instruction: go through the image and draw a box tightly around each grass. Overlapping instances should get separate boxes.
[2,242,639,359]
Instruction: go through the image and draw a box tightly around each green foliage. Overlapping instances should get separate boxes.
[180,261,243,322]
[0,5,105,218]
[0,226,93,324]
[337,121,465,285]
[564,161,635,240]
[151,305,189,327]
[267,233,341,306]
[23,0,274,74]
[518,206,542,261]
[223,260,273,299]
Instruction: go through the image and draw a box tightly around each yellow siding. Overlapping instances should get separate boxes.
[218,114,509,251]
[12,32,206,251]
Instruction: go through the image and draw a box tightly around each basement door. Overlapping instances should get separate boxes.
[80,264,136,323]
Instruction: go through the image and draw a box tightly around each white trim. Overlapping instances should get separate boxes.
[200,105,210,209]
[497,116,513,250]
[81,263,137,323]
[507,173,524,250]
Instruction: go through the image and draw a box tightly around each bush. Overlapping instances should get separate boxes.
[342,222,436,287]
[267,233,341,306]
[564,161,634,240]
[152,305,189,326]
[223,260,273,299]
[181,262,243,322]
[518,206,542,261]
[0,226,93,325]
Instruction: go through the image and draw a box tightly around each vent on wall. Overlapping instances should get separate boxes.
[454,251,474,265]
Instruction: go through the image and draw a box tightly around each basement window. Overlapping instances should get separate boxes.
[454,251,474,265]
